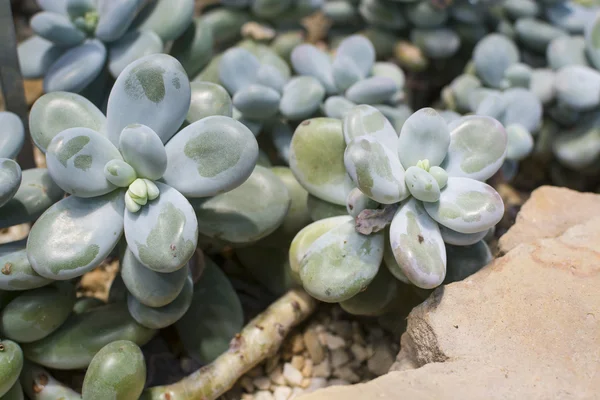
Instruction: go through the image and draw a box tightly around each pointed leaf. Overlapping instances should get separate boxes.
[30,11,85,46]
[290,44,337,94]
[398,107,450,168]
[17,36,64,79]
[343,104,398,151]
[423,177,504,234]
[108,30,163,78]
[0,160,21,208]
[289,118,354,205]
[121,246,188,307]
[163,116,258,197]
[218,47,261,95]
[389,198,446,289]
[29,92,106,153]
[127,274,193,329]
[124,183,197,272]
[132,0,194,42]
[189,166,290,243]
[442,115,507,181]
[46,128,121,197]
[0,112,25,159]
[0,169,64,229]
[187,82,232,123]
[299,219,383,302]
[119,124,167,180]
[107,54,191,145]
[44,39,107,93]
[22,303,155,370]
[27,191,125,280]
[345,136,408,204]
[279,76,325,120]
[175,255,243,364]
[0,241,52,291]
[95,0,145,42]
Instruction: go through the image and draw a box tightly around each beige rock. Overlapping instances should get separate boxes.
[291,355,305,371]
[254,390,275,400]
[240,376,254,393]
[366,342,395,376]
[349,343,369,363]
[300,378,311,388]
[273,386,293,400]
[298,189,600,400]
[324,333,346,350]
[283,363,304,387]
[498,186,600,254]
[305,377,327,393]
[330,349,350,368]
[253,376,272,391]
[311,358,331,378]
[241,394,254,400]
[303,330,325,364]
[265,355,280,374]
[291,334,306,354]
[332,366,360,383]
[326,379,350,387]
[290,387,305,399]
[331,321,353,339]
[301,359,313,377]
[269,366,286,386]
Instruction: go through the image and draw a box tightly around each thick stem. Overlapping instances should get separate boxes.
[141,289,318,400]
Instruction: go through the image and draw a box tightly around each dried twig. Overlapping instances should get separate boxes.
[141,289,318,400]
[355,204,400,235]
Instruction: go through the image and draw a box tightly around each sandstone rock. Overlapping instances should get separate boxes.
[299,188,600,400]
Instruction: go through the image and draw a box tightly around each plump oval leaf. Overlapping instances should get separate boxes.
[340,263,398,317]
[163,116,258,198]
[95,0,144,42]
[423,177,504,234]
[323,96,356,119]
[345,76,397,104]
[473,34,519,88]
[119,124,167,180]
[0,112,25,159]
[27,191,125,280]
[124,183,197,272]
[279,76,325,120]
[555,65,600,111]
[343,104,398,149]
[170,17,213,78]
[106,54,191,145]
[233,84,280,120]
[444,240,492,284]
[187,82,232,123]
[30,11,85,46]
[20,363,81,400]
[218,47,261,95]
[299,219,383,302]
[131,0,194,42]
[439,224,488,246]
[389,198,446,289]
[22,303,155,370]
[82,340,146,400]
[506,124,534,160]
[108,30,164,78]
[290,44,336,94]
[404,166,440,203]
[289,118,354,205]
[0,339,22,398]
[398,107,450,168]
[336,34,376,77]
[332,55,363,93]
[17,36,64,79]
[0,241,52,291]
[0,160,21,208]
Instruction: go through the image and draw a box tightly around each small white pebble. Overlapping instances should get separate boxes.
[283,363,304,387]
[311,357,331,378]
[269,366,286,386]
[291,355,305,371]
[305,377,327,393]
[350,343,369,363]
[273,386,292,400]
[330,349,350,368]
[325,333,346,350]
[254,390,274,400]
[240,376,254,393]
[253,376,271,391]
[290,387,305,399]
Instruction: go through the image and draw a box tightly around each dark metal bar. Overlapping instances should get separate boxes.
[0,0,35,169]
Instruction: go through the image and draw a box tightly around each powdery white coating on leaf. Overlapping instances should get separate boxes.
[106,54,191,145]
[423,177,504,234]
[218,47,261,94]
[95,0,144,42]
[335,34,376,78]
[398,107,450,168]
[404,166,440,203]
[291,44,337,94]
[163,116,258,198]
[108,30,164,78]
[345,76,397,104]
[17,35,65,79]
[233,84,281,120]
[30,11,85,47]
[0,242,52,291]
[554,65,600,111]
[279,76,325,120]
[439,224,488,246]
[0,159,21,208]
[119,124,167,180]
[0,112,25,159]
[27,191,125,280]
[342,104,398,149]
[299,219,383,303]
[389,198,446,289]
[473,34,519,88]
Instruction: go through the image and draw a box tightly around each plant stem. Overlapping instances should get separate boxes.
[141,289,318,400]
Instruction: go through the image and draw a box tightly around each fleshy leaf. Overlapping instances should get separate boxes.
[382,228,410,284]
[189,166,290,243]
[345,76,397,104]
[21,364,81,399]
[279,76,325,120]
[0,240,52,291]
[442,116,507,181]
[344,136,408,204]
[163,116,258,198]
[343,104,398,151]
[389,198,446,289]
[299,219,383,302]
[0,169,64,229]
[108,30,164,78]
[124,183,197,272]
[170,17,214,78]
[346,187,378,219]
[175,255,243,364]
[398,107,450,168]
[44,39,107,93]
[131,0,194,42]
[233,84,281,120]
[17,35,65,79]
[46,127,121,197]
[290,44,337,94]
[106,54,191,145]
[0,112,25,159]
[22,303,155,370]
[332,55,363,92]
[473,33,519,88]
[187,82,233,123]
[289,118,354,205]
[121,246,188,308]
[306,194,348,221]
[340,263,399,317]
[38,0,68,14]
[104,159,137,187]
[444,241,492,284]
[127,274,193,329]
[255,64,287,93]
[30,91,106,153]
[95,0,145,42]
[0,339,22,397]
[30,11,85,46]
[439,224,488,246]
[336,34,376,77]
[404,166,440,203]
[218,47,261,95]
[554,65,600,111]
[423,177,504,234]
[371,62,405,89]
[323,96,356,119]
[506,124,534,161]
[0,160,21,208]
[119,124,167,180]
[501,87,542,133]
[27,191,125,280]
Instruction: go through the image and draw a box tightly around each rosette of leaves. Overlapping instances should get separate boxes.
[23,54,258,330]
[18,0,194,100]
[288,105,506,303]
[219,0,324,29]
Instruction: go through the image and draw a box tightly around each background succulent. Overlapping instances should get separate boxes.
[288,105,506,304]
[18,0,194,103]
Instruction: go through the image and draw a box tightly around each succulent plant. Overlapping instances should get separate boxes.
[18,0,194,100]
[289,105,506,301]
